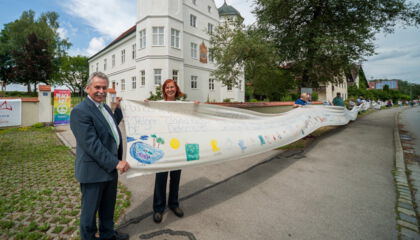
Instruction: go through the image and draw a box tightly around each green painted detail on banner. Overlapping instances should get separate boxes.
[258,135,266,145]
[185,144,200,161]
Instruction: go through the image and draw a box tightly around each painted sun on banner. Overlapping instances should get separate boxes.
[53,90,71,125]
[121,101,367,178]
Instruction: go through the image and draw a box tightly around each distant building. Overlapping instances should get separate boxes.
[88,0,245,103]
[316,78,348,103]
[368,79,399,90]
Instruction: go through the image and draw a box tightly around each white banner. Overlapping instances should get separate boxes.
[121,101,363,178]
[0,99,22,127]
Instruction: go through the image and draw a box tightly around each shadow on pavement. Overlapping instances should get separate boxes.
[118,149,304,235]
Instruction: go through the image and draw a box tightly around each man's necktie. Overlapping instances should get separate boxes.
[99,103,120,147]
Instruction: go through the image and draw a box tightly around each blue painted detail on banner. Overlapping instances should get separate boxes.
[140,135,149,140]
[130,142,164,164]
[238,140,247,152]
[126,137,136,143]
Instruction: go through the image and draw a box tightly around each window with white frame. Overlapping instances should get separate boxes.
[171,29,180,48]
[209,78,214,90]
[140,70,145,86]
[172,70,178,82]
[132,44,136,59]
[132,76,137,89]
[121,49,125,64]
[96,63,98,72]
[190,14,197,27]
[238,80,242,90]
[121,79,126,91]
[208,6,211,13]
[139,29,146,49]
[191,76,198,89]
[191,43,197,59]
[209,51,214,62]
[103,59,107,71]
[112,54,115,67]
[208,23,213,34]
[154,69,162,85]
[152,27,164,46]
[227,84,232,91]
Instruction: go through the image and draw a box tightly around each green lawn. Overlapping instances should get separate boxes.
[0,125,130,240]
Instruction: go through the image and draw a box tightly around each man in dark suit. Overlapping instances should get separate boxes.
[70,72,130,240]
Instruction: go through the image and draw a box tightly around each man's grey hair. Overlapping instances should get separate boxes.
[86,72,109,87]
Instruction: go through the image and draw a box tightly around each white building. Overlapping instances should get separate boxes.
[89,0,245,103]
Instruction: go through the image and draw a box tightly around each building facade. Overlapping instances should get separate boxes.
[89,0,245,103]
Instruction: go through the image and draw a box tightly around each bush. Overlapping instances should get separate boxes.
[223,98,232,102]
[32,123,45,128]
[2,91,38,97]
[311,92,319,101]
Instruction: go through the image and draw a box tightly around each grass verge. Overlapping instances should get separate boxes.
[0,125,130,239]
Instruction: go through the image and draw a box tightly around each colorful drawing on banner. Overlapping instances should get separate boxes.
[170,138,181,149]
[185,144,200,161]
[127,137,136,143]
[258,135,266,145]
[238,140,247,152]
[150,134,165,148]
[140,135,149,140]
[210,139,220,152]
[264,136,272,144]
[130,142,164,164]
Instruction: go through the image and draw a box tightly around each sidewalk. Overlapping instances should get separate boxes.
[56,107,409,240]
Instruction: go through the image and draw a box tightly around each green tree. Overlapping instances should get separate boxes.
[12,33,53,89]
[57,55,89,96]
[0,10,71,92]
[210,20,296,101]
[254,0,420,89]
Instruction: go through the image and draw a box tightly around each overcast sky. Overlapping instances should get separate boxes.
[1,0,419,89]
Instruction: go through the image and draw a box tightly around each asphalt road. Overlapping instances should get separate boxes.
[118,107,400,240]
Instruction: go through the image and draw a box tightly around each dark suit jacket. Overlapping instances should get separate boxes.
[70,98,123,183]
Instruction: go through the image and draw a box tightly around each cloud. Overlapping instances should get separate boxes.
[368,48,410,62]
[86,37,106,56]
[61,0,136,39]
[57,27,68,39]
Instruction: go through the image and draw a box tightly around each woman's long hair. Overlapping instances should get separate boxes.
[162,79,184,100]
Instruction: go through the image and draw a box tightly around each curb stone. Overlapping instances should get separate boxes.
[394,111,420,239]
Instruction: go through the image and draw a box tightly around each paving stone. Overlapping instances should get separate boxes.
[400,198,414,204]
[401,192,413,199]
[400,212,419,225]
[401,227,420,240]
[399,202,415,211]
[398,220,419,232]
[398,207,417,217]
[400,188,412,194]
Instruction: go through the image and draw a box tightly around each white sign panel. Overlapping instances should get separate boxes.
[0,99,22,127]
[121,101,363,178]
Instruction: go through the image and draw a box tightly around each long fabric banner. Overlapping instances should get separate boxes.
[121,101,364,178]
